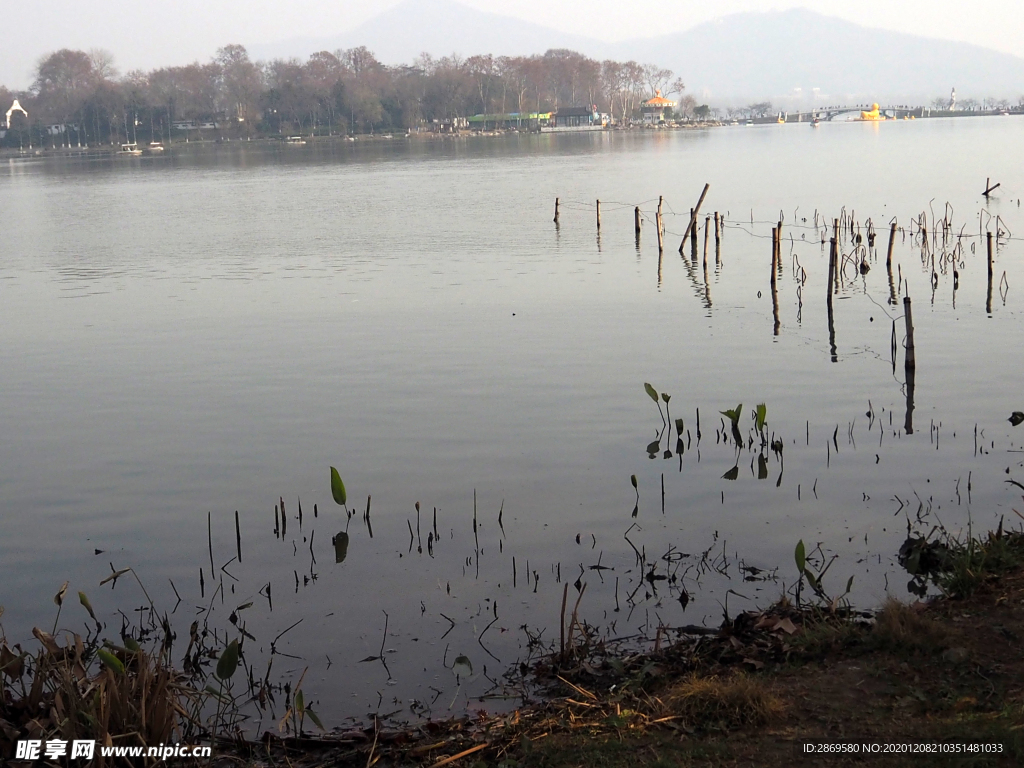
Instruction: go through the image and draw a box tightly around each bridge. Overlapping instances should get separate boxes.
[785,105,924,122]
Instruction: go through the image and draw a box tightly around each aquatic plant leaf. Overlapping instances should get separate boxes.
[97,648,124,676]
[845,575,855,595]
[100,568,131,586]
[78,592,98,623]
[630,474,638,489]
[204,684,231,703]
[720,404,742,426]
[646,440,661,456]
[123,636,140,653]
[757,454,768,480]
[295,689,305,714]
[661,393,671,403]
[1009,412,1024,427]
[305,707,324,730]
[795,540,806,574]
[755,403,767,433]
[675,418,684,435]
[53,581,69,606]
[333,531,350,563]
[453,654,473,678]
[330,467,347,506]
[644,383,659,403]
[216,639,240,680]
[722,466,739,481]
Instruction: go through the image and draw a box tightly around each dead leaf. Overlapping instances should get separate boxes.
[31,628,61,656]
[774,617,798,635]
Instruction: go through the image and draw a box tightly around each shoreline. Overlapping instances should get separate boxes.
[0,123,723,159]
[4,528,1023,766]
[3,109,1019,160]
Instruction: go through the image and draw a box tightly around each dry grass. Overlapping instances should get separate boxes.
[1,629,207,766]
[870,597,952,655]
[659,673,784,728]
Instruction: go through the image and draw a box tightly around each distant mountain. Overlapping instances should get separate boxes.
[250,0,610,65]
[631,8,1024,104]
[251,1,1024,104]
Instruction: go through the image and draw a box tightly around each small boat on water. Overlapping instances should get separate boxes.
[147,142,165,152]
[285,136,307,145]
[119,143,142,155]
[811,117,821,127]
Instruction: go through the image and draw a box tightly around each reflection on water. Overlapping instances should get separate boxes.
[1,118,1023,726]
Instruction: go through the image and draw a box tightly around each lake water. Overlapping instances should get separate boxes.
[2,118,1023,729]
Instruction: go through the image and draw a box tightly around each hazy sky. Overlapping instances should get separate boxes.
[4,0,1022,89]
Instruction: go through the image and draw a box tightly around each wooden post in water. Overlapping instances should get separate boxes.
[596,200,601,231]
[827,237,836,304]
[987,231,994,281]
[553,197,560,223]
[714,212,722,264]
[903,296,916,371]
[827,236,837,362]
[657,196,663,235]
[635,206,642,236]
[987,231,994,313]
[832,219,840,292]
[903,295,916,434]
[690,210,698,255]
[678,183,711,253]
[703,215,710,262]
[656,211,664,252]
[771,227,778,289]
[886,221,896,268]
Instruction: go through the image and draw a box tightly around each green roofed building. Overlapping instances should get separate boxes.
[467,112,552,131]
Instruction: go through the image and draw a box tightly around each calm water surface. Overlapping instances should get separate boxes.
[2,118,1023,726]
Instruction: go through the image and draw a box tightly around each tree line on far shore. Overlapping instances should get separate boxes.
[0,45,713,147]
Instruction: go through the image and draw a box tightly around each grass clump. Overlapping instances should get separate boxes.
[659,673,783,729]
[901,525,1024,599]
[870,597,952,655]
[0,628,210,763]
[786,613,863,657]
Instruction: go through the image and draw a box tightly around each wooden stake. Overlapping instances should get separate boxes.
[656,211,664,252]
[987,231,994,281]
[987,231,994,313]
[827,236,837,362]
[596,199,601,231]
[703,215,710,261]
[553,197,559,223]
[827,236,837,304]
[903,296,916,371]
[903,295,916,434]
[771,227,778,289]
[714,212,722,264]
[634,206,642,235]
[832,219,840,292]
[886,220,896,268]
[678,183,710,253]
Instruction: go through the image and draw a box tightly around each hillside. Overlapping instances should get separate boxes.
[251,1,1024,104]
